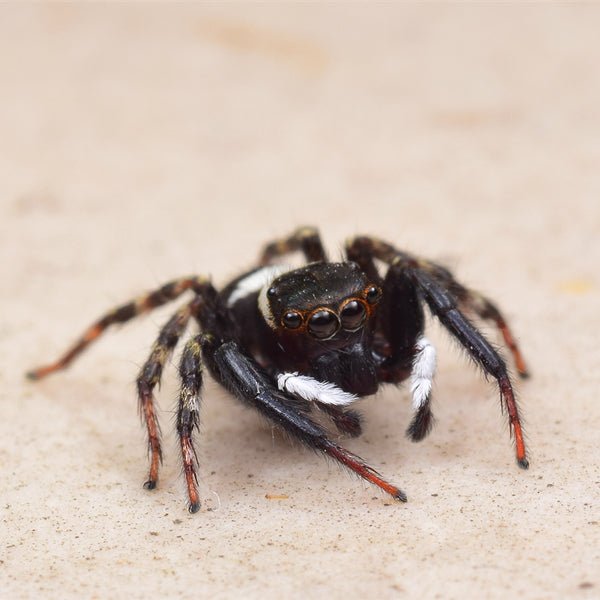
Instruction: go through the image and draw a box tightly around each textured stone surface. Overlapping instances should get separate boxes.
[1,4,598,598]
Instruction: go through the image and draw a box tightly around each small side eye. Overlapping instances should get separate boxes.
[340,300,366,331]
[267,286,277,299]
[282,311,302,329]
[308,310,340,339]
[365,285,382,305]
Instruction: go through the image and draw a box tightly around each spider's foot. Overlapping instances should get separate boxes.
[518,369,531,380]
[188,501,201,514]
[325,444,406,503]
[517,457,530,470]
[143,479,157,490]
[25,366,54,381]
[393,489,408,503]
[26,358,72,380]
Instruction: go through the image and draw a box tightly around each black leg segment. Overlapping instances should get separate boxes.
[207,341,406,501]
[347,235,529,468]
[259,226,328,265]
[409,267,528,468]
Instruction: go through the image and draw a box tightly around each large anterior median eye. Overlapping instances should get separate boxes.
[340,300,366,331]
[308,310,340,339]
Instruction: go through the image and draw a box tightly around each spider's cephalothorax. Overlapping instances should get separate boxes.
[238,261,382,395]
[28,227,530,513]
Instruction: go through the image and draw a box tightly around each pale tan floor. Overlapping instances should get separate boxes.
[1,4,599,599]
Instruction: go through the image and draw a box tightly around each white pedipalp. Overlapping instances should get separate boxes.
[277,372,358,407]
[410,336,436,410]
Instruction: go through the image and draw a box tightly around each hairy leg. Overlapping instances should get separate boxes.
[207,340,407,501]
[27,276,209,379]
[176,334,204,512]
[137,302,195,490]
[348,236,529,468]
[348,236,528,376]
[259,226,327,265]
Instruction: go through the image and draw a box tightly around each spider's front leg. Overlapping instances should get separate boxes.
[347,237,529,378]
[409,265,529,468]
[259,226,327,265]
[348,236,529,469]
[203,339,407,502]
[412,262,530,378]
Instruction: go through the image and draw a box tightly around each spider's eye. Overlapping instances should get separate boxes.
[365,285,382,305]
[267,286,277,299]
[307,310,340,339]
[282,311,303,329]
[340,300,366,331]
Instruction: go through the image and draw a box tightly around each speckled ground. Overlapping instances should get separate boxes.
[1,4,599,599]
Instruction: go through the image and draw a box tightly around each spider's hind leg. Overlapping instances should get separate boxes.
[455,287,529,378]
[27,276,209,380]
[259,226,327,265]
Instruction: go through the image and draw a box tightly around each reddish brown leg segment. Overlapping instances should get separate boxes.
[500,378,528,468]
[26,276,207,380]
[137,303,193,489]
[346,235,530,378]
[495,318,529,378]
[346,236,530,468]
[325,444,407,502]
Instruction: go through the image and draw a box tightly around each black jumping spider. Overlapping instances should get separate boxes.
[28,227,529,512]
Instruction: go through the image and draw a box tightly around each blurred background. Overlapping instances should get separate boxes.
[1,4,598,598]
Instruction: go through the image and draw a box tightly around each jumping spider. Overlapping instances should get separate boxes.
[28,227,530,513]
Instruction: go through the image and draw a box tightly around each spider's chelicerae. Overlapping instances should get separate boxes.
[28,227,530,513]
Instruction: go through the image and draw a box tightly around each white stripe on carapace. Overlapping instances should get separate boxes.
[227,264,291,308]
[410,336,436,410]
[256,264,295,328]
[277,372,357,406]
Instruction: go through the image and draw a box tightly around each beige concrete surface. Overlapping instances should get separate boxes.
[1,4,599,599]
